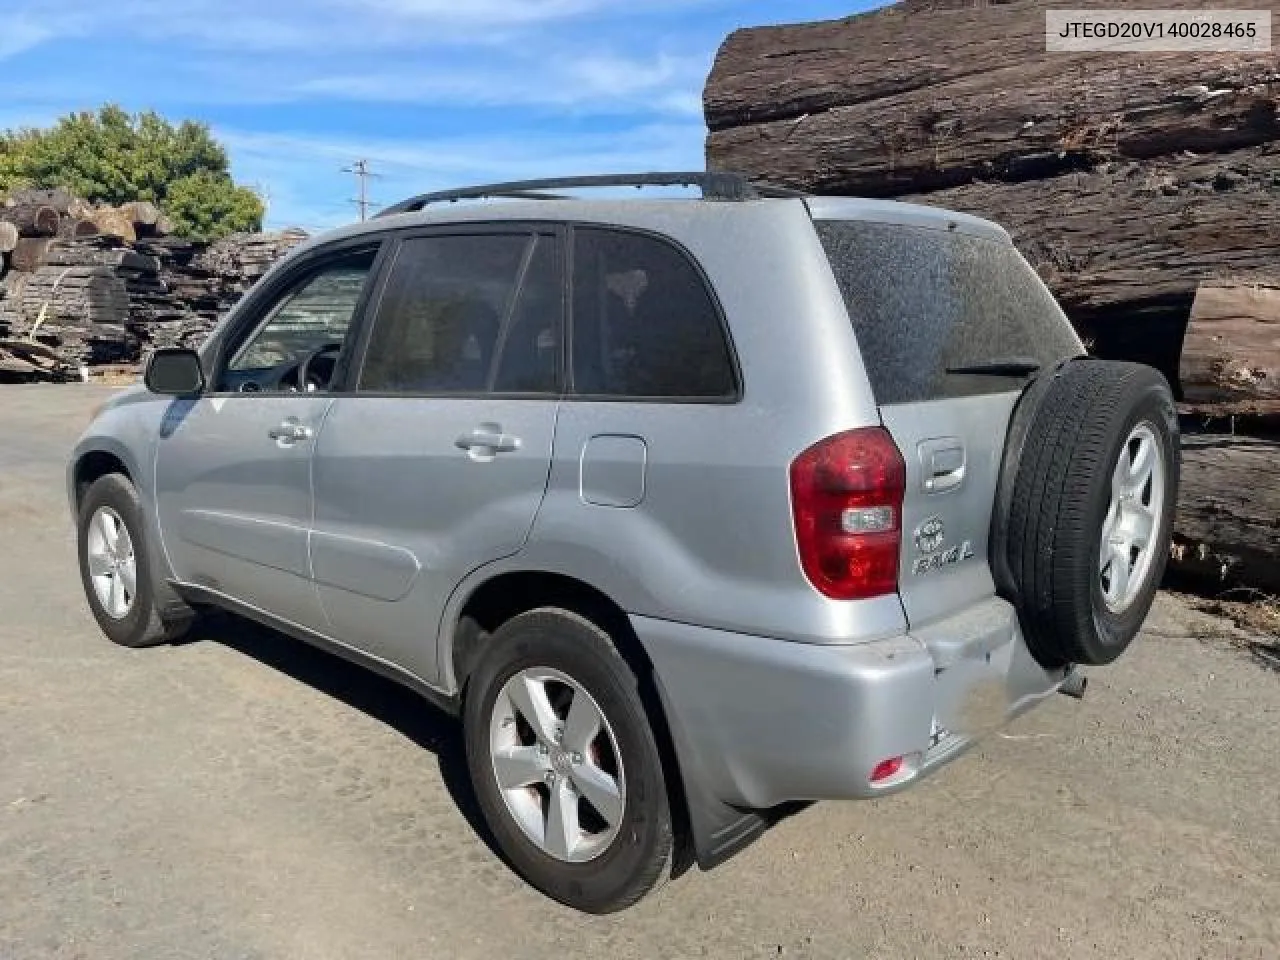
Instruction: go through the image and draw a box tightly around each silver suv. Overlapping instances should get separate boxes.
[69,173,1179,913]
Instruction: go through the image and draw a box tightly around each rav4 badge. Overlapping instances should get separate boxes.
[912,515,975,576]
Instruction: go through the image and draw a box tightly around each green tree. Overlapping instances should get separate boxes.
[0,105,264,239]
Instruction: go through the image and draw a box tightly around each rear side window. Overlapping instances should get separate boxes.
[815,221,1081,404]
[571,228,736,400]
[359,233,561,395]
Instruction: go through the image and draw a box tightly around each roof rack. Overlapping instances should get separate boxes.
[375,172,806,217]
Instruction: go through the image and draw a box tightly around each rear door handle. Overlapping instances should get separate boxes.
[268,418,314,446]
[456,424,521,458]
[919,438,966,494]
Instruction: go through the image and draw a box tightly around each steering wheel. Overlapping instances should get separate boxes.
[296,342,344,392]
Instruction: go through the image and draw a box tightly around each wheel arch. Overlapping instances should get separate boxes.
[72,448,134,510]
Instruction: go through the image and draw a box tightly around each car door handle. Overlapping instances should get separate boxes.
[455,425,521,457]
[268,419,314,445]
[919,438,966,494]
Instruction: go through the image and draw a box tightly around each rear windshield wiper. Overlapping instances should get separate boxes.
[945,358,1041,377]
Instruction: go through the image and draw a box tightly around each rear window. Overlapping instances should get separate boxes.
[816,220,1081,404]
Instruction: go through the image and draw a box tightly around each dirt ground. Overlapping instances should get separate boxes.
[2,383,1277,959]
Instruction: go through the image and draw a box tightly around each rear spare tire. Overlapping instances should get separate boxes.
[995,359,1179,667]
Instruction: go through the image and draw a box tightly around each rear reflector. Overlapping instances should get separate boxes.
[869,756,905,783]
[790,427,906,600]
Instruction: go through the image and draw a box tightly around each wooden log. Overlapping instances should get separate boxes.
[91,208,137,244]
[5,187,78,216]
[57,217,100,240]
[0,222,17,255]
[705,0,1280,197]
[9,238,59,273]
[1179,284,1280,415]
[120,200,160,227]
[1172,434,1280,591]
[0,204,60,238]
[6,265,131,332]
[45,245,160,274]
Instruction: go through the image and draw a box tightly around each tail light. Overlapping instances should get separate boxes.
[789,427,906,600]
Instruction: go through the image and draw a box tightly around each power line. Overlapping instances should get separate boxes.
[341,159,383,221]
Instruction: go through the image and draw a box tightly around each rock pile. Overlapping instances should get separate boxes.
[0,188,306,380]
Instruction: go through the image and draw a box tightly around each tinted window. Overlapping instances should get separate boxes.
[571,228,735,399]
[492,236,562,394]
[360,234,555,394]
[230,254,375,372]
[816,221,1082,404]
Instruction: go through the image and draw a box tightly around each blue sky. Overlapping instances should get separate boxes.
[2,1,875,231]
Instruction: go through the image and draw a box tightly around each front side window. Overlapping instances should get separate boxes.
[359,233,561,395]
[571,228,736,400]
[228,252,376,381]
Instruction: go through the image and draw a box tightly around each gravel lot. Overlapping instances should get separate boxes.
[2,383,1278,959]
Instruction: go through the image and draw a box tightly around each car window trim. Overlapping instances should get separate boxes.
[203,236,391,397]
[347,222,567,400]
[564,222,743,405]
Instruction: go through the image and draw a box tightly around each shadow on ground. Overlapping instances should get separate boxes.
[185,613,501,858]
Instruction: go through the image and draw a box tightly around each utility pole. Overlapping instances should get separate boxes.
[342,159,381,221]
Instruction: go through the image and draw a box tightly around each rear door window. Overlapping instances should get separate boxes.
[570,228,737,400]
[359,232,561,395]
[815,220,1081,404]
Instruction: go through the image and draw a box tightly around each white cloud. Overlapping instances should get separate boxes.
[285,51,708,114]
[0,16,56,61]
[218,123,707,230]
[1,0,721,54]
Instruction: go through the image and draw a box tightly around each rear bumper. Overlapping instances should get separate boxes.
[633,596,1067,811]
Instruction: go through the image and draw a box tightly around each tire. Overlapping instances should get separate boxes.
[998,359,1179,667]
[77,473,195,648]
[463,608,674,913]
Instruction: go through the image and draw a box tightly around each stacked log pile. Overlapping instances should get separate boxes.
[0,188,306,379]
[705,0,1280,588]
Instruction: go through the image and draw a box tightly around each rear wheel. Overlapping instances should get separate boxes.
[463,608,673,913]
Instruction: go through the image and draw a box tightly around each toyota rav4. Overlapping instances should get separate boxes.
[69,172,1180,912]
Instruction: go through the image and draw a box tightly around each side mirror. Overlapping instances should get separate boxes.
[145,348,205,396]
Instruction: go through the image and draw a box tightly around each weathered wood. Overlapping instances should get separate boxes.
[4,187,78,216]
[1179,284,1280,414]
[0,204,60,238]
[5,265,131,332]
[120,201,160,227]
[706,0,1280,196]
[91,208,138,244]
[9,238,59,273]
[57,217,100,241]
[45,244,160,274]
[1172,434,1280,590]
[0,222,17,255]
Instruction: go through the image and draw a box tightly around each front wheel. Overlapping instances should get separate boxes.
[463,608,673,913]
[77,473,193,648]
